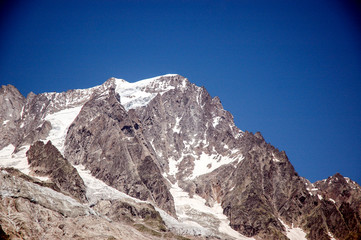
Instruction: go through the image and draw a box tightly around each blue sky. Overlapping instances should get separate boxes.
[1,0,361,184]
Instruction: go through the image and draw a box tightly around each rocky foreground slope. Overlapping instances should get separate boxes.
[0,74,360,240]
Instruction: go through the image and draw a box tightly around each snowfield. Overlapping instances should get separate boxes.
[0,144,30,175]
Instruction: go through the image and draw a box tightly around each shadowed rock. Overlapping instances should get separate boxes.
[26,140,87,203]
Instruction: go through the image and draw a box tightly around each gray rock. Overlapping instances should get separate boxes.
[64,87,176,216]
[26,140,87,203]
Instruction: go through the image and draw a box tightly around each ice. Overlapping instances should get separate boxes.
[44,106,83,154]
[279,218,307,240]
[0,144,30,175]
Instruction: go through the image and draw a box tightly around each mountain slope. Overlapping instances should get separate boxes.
[0,74,360,240]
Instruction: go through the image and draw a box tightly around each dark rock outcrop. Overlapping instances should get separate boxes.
[26,140,87,203]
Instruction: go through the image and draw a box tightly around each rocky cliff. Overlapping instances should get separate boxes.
[26,140,87,203]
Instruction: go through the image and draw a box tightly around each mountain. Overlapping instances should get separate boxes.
[0,74,360,240]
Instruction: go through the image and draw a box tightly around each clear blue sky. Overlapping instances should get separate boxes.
[1,0,361,184]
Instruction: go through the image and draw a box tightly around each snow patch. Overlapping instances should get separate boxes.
[212,116,221,128]
[318,194,323,200]
[328,231,336,240]
[190,152,243,179]
[279,218,307,240]
[272,153,282,163]
[168,156,179,176]
[2,120,9,125]
[173,117,181,134]
[33,176,50,182]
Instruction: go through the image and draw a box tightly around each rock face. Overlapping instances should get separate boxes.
[0,85,25,150]
[135,75,243,182]
[311,173,361,239]
[0,74,361,240]
[192,132,361,240]
[26,140,87,203]
[0,169,196,240]
[64,87,176,216]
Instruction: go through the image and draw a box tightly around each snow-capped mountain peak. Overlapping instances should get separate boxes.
[113,74,188,110]
[1,75,360,240]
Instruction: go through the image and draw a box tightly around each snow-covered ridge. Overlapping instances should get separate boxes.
[114,74,187,110]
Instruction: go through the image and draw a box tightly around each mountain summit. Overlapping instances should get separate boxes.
[0,75,360,240]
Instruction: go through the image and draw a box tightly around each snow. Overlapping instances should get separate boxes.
[114,75,178,110]
[190,152,243,179]
[2,120,9,125]
[272,153,282,163]
[0,170,92,218]
[74,164,238,238]
[35,176,50,181]
[170,183,253,239]
[44,106,83,154]
[212,116,221,128]
[168,156,179,176]
[317,194,323,200]
[0,144,52,181]
[0,144,30,175]
[74,164,141,205]
[173,117,182,133]
[166,150,243,180]
[279,218,307,240]
[328,231,336,240]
